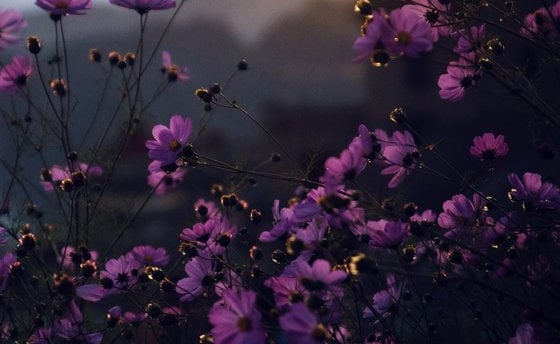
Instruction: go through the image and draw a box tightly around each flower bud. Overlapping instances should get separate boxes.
[27,36,41,54]
[107,51,121,66]
[389,107,407,124]
[49,79,67,97]
[89,48,101,63]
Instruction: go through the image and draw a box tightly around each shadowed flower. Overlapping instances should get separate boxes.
[0,8,27,51]
[509,322,546,344]
[162,51,189,82]
[35,0,92,15]
[100,253,141,291]
[109,0,176,14]
[147,160,186,195]
[264,276,308,310]
[286,259,347,294]
[145,115,192,166]
[454,24,486,54]
[366,219,409,248]
[353,10,387,64]
[0,55,32,93]
[176,256,215,302]
[521,5,559,39]
[470,133,509,160]
[40,162,103,192]
[131,245,169,267]
[402,0,452,41]
[381,130,418,188]
[438,53,481,101]
[208,289,266,344]
[279,303,329,344]
[363,273,404,318]
[508,172,560,211]
[380,7,434,57]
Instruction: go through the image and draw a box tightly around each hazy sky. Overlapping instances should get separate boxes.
[4,0,313,45]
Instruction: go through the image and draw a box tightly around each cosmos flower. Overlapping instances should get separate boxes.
[147,160,186,195]
[279,303,329,344]
[0,55,33,93]
[176,256,215,302]
[366,219,409,248]
[130,245,169,267]
[363,273,403,318]
[323,139,367,184]
[286,259,347,294]
[353,10,388,64]
[208,289,266,344]
[402,0,453,41]
[380,7,434,57]
[109,0,176,14]
[161,50,189,82]
[508,172,560,211]
[40,162,103,192]
[381,130,418,188]
[264,276,308,310]
[438,53,481,101]
[437,194,477,230]
[100,254,141,291]
[0,8,27,51]
[454,24,486,54]
[35,0,92,15]
[521,5,559,39]
[145,115,192,166]
[469,133,509,160]
[508,322,545,344]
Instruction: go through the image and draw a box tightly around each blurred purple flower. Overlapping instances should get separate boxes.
[353,10,387,63]
[437,194,476,230]
[380,7,434,57]
[279,303,328,344]
[54,300,102,343]
[100,253,141,290]
[454,24,486,54]
[381,130,418,188]
[147,160,186,195]
[0,55,32,93]
[162,50,189,82]
[508,322,545,344]
[366,219,409,248]
[363,273,404,318]
[208,289,266,344]
[145,115,192,166]
[0,8,27,51]
[521,5,559,39]
[438,53,481,101]
[40,162,103,192]
[286,258,347,294]
[0,226,6,246]
[264,276,308,310]
[402,0,452,41]
[470,132,509,160]
[27,327,52,344]
[35,0,92,15]
[176,256,215,302]
[0,253,17,293]
[131,245,169,267]
[324,139,366,183]
[508,172,560,211]
[109,0,176,14]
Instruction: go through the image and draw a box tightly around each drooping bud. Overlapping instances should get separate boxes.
[27,36,41,55]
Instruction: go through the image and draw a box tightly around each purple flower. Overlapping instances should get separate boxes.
[0,55,32,93]
[366,219,409,248]
[131,245,169,267]
[100,253,141,291]
[176,256,215,302]
[162,50,189,82]
[27,327,52,344]
[0,226,7,246]
[454,24,486,54]
[109,0,176,14]
[264,276,308,310]
[363,273,403,318]
[0,252,17,293]
[145,115,192,166]
[470,132,509,160]
[259,199,297,242]
[286,258,347,294]
[35,0,92,15]
[521,6,559,39]
[402,0,452,41]
[54,300,103,343]
[279,303,329,344]
[40,162,103,192]
[208,289,266,344]
[0,8,27,51]
[323,139,366,184]
[380,7,434,57]
[438,53,481,101]
[437,194,476,230]
[508,172,560,211]
[147,160,186,195]
[381,130,418,188]
[353,10,387,64]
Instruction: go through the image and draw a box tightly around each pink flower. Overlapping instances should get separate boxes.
[0,55,32,93]
[402,0,452,41]
[380,7,434,57]
[145,115,192,166]
[162,51,189,82]
[508,172,560,211]
[40,162,103,192]
[35,0,92,15]
[438,53,481,101]
[287,258,347,294]
[0,8,27,51]
[470,133,509,160]
[208,289,266,344]
[454,24,486,54]
[130,245,169,267]
[381,130,419,188]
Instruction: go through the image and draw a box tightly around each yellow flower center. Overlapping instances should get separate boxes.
[168,139,182,152]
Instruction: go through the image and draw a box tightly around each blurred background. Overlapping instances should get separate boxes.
[1,0,558,250]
